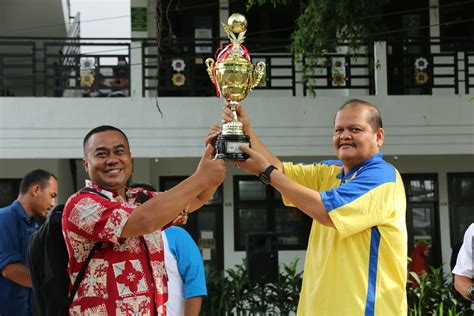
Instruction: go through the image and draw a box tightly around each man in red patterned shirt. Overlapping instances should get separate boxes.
[62,125,226,315]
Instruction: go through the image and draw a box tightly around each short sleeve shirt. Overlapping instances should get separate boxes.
[162,226,206,316]
[62,181,187,315]
[452,223,474,278]
[283,153,408,316]
[0,201,38,316]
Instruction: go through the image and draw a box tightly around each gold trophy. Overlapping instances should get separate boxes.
[205,13,265,160]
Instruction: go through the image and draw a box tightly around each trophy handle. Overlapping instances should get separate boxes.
[251,61,266,89]
[205,58,216,84]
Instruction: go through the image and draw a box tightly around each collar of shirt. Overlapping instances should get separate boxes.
[11,200,38,231]
[336,152,383,181]
[84,180,146,202]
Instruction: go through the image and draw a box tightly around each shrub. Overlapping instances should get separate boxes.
[407,267,471,315]
[201,258,302,315]
[203,260,472,315]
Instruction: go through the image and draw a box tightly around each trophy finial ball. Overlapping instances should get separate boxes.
[227,13,247,33]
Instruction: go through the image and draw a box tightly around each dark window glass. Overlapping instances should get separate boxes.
[238,208,268,247]
[0,179,21,207]
[407,179,436,202]
[402,173,441,267]
[239,181,266,200]
[234,176,311,250]
[448,173,474,245]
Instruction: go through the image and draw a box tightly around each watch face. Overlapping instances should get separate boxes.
[468,286,474,300]
[260,173,269,185]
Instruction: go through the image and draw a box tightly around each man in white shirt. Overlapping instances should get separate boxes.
[453,224,474,301]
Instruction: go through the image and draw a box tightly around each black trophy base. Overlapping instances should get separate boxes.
[215,134,251,161]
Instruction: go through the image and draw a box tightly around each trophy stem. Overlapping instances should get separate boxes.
[229,100,239,121]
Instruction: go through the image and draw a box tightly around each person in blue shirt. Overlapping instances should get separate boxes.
[162,226,207,316]
[0,169,58,316]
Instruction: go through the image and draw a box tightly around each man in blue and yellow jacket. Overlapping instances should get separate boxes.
[214,99,407,316]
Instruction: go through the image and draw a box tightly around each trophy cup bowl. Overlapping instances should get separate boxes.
[216,56,254,102]
[205,13,266,160]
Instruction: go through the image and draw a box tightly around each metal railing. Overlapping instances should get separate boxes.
[0,40,37,96]
[142,38,299,97]
[387,37,474,95]
[1,36,473,97]
[43,39,131,97]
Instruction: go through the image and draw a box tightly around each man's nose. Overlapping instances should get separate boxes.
[106,155,119,164]
[339,129,352,139]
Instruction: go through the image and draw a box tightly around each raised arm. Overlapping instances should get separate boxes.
[238,145,334,227]
[121,144,226,237]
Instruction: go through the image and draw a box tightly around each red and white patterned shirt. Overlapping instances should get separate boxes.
[62,181,187,315]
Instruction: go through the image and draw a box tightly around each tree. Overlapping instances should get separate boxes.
[246,0,390,93]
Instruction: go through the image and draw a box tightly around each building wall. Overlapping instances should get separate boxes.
[1,95,473,159]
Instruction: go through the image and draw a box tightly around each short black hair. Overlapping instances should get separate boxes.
[19,169,57,194]
[129,183,157,192]
[83,125,129,154]
[335,99,383,131]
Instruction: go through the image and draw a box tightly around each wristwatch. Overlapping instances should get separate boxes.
[259,165,277,185]
[466,285,474,301]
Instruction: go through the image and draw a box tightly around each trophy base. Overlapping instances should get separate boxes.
[215,134,251,161]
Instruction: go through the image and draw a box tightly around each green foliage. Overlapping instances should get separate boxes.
[407,267,471,316]
[204,260,472,315]
[246,0,390,93]
[246,0,291,8]
[201,258,303,315]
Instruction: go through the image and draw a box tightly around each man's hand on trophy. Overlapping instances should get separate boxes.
[234,145,270,176]
[205,125,222,148]
[196,144,227,186]
[223,101,251,128]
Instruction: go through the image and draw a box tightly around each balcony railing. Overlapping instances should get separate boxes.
[0,36,473,97]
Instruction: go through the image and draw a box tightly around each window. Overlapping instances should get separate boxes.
[0,179,21,207]
[448,173,474,246]
[234,176,312,251]
[402,174,441,266]
[160,176,224,270]
[406,177,437,202]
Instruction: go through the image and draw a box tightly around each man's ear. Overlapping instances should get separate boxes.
[83,158,89,174]
[31,184,41,197]
[376,128,385,148]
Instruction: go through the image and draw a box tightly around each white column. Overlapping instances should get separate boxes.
[130,0,148,97]
[130,41,143,97]
[374,41,388,96]
[219,0,229,45]
[430,0,440,53]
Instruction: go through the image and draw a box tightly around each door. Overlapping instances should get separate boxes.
[403,174,441,267]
